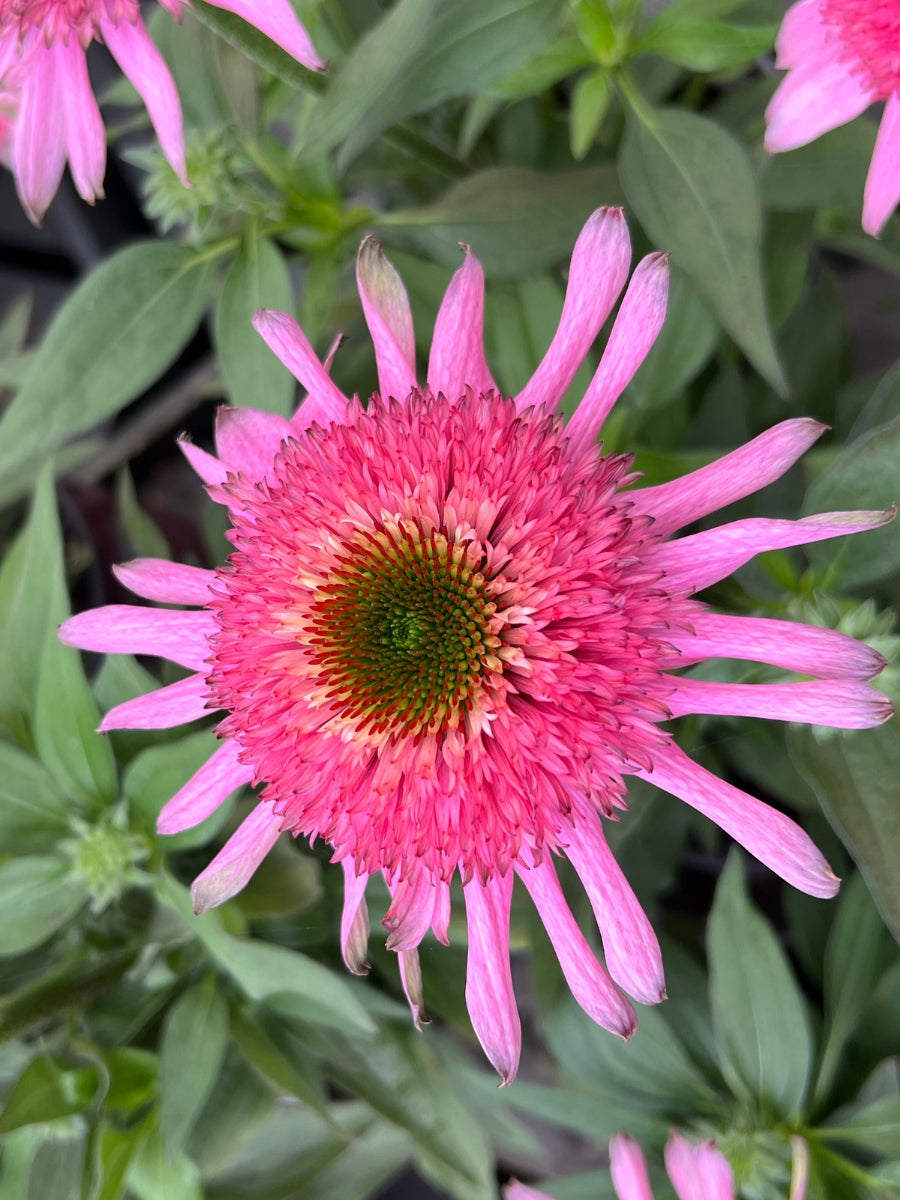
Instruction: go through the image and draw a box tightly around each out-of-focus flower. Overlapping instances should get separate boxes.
[765,0,900,236]
[0,0,325,224]
[60,209,893,1082]
[506,1132,737,1200]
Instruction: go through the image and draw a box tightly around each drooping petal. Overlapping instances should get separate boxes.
[252,310,349,428]
[340,859,371,974]
[609,1133,654,1200]
[14,43,66,224]
[863,92,900,238]
[517,857,636,1038]
[191,801,283,912]
[384,872,440,951]
[464,873,521,1085]
[637,743,840,898]
[101,15,187,183]
[515,207,631,412]
[667,677,892,729]
[57,38,105,204]
[645,509,896,595]
[398,948,427,1029]
[113,558,215,606]
[356,238,418,402]
[665,1134,734,1200]
[99,672,210,731]
[663,611,887,679]
[59,606,215,670]
[214,406,295,479]
[567,252,669,451]
[205,0,326,71]
[562,805,665,1004]
[627,419,827,537]
[157,738,252,834]
[790,1135,810,1200]
[428,247,497,400]
[764,58,872,153]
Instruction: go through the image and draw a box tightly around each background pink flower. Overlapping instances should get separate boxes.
[60,209,892,1083]
[765,0,900,236]
[0,0,324,223]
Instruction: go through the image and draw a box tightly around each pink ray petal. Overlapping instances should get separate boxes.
[178,436,229,487]
[157,738,252,834]
[101,15,187,183]
[667,677,892,729]
[14,44,66,224]
[863,92,900,238]
[562,804,665,1004]
[206,0,325,71]
[664,611,886,680]
[773,0,829,70]
[665,1134,734,1200]
[504,1184,550,1200]
[516,207,632,413]
[430,880,452,946]
[790,1135,810,1200]
[57,39,105,205]
[427,246,497,401]
[646,509,895,595]
[340,859,371,974]
[464,873,521,1085]
[384,872,439,951]
[59,606,215,671]
[99,672,210,731]
[252,310,349,428]
[214,406,295,480]
[627,419,827,537]
[113,558,215,606]
[157,0,184,15]
[609,1133,654,1200]
[517,857,636,1038]
[636,743,839,898]
[191,800,283,912]
[765,59,872,153]
[356,238,418,403]
[567,252,670,451]
[398,947,427,1030]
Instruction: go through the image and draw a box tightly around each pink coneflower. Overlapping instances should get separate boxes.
[506,1132,736,1200]
[765,0,900,236]
[0,0,324,224]
[60,209,892,1082]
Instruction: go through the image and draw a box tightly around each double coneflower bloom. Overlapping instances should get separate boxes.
[61,210,892,1081]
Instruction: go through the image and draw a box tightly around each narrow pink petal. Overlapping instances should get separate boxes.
[252,310,349,428]
[14,44,66,224]
[696,1143,735,1200]
[178,436,229,487]
[863,93,900,238]
[667,677,892,729]
[383,873,438,952]
[562,806,665,1004]
[101,15,187,182]
[191,801,283,912]
[206,0,325,71]
[645,509,895,595]
[60,606,215,670]
[99,672,209,731]
[515,207,632,412]
[765,59,872,153]
[773,0,828,69]
[398,948,427,1030]
[790,1135,810,1200]
[609,1133,654,1200]
[340,859,371,975]
[214,406,295,480]
[636,743,840,898]
[627,419,827,537]
[157,738,252,834]
[113,558,215,606]
[464,873,521,1085]
[56,39,105,204]
[355,238,418,402]
[158,0,183,13]
[427,247,497,400]
[665,1135,734,1200]
[430,880,452,946]
[504,1184,551,1200]
[567,252,669,451]
[516,857,636,1038]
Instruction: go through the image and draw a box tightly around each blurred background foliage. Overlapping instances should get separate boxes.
[0,0,898,1197]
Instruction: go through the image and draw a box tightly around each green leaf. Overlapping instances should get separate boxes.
[301,0,565,166]
[789,724,900,946]
[126,1121,203,1200]
[822,1098,900,1157]
[708,854,812,1115]
[0,1055,98,1132]
[0,1120,87,1200]
[0,742,70,855]
[0,243,210,491]
[116,468,169,560]
[760,121,877,211]
[620,108,785,392]
[230,1005,333,1119]
[0,857,88,957]
[214,234,296,416]
[634,17,775,71]
[382,165,624,277]
[88,1120,149,1200]
[570,70,612,160]
[0,293,32,359]
[160,974,228,1155]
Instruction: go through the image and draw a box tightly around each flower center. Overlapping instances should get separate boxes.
[0,0,138,43]
[306,520,504,740]
[820,0,900,98]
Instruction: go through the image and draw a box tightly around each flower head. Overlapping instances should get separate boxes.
[765,0,900,235]
[60,209,893,1082]
[0,0,324,223]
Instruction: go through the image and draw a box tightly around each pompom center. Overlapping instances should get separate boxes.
[820,0,900,98]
